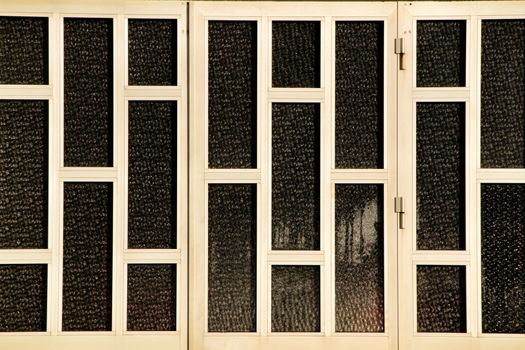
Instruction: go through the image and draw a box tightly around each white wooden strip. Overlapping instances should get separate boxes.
[0,250,52,264]
[123,249,181,263]
[267,251,325,264]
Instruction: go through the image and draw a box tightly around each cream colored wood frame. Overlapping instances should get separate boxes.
[0,1,187,350]
[190,2,398,350]
[398,2,525,350]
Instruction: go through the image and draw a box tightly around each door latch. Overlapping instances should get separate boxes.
[394,37,406,70]
[394,196,405,229]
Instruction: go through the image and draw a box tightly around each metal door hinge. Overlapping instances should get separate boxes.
[394,196,406,229]
[394,37,406,70]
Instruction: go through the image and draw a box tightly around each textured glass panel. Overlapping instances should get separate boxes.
[128,19,177,86]
[271,265,320,332]
[63,183,112,331]
[417,265,467,333]
[64,18,113,167]
[417,103,465,250]
[0,17,48,84]
[127,264,177,331]
[0,265,47,332]
[208,21,257,169]
[481,20,525,168]
[481,184,525,333]
[335,184,384,332]
[417,20,466,87]
[128,101,176,249]
[272,21,320,88]
[272,103,320,250]
[208,184,256,332]
[0,101,47,249]
[335,21,384,169]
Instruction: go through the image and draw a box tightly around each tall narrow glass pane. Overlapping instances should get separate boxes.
[335,184,384,332]
[335,21,384,169]
[272,103,320,250]
[208,184,256,332]
[208,21,257,169]
[62,183,112,331]
[272,21,320,88]
[416,20,466,87]
[128,19,177,86]
[417,102,465,250]
[481,20,525,168]
[128,101,177,249]
[482,184,525,333]
[64,18,113,167]
[0,100,48,249]
[271,265,320,332]
[417,265,467,333]
[127,264,177,331]
[0,264,47,332]
[0,16,48,84]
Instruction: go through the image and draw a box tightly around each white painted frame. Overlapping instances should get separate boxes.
[190,2,397,350]
[398,2,525,350]
[0,1,187,350]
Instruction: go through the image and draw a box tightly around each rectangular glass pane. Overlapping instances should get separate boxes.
[208,184,256,332]
[416,20,466,87]
[272,103,320,250]
[128,101,177,249]
[0,264,47,332]
[128,19,177,86]
[271,265,320,332]
[417,102,465,250]
[62,183,112,331]
[272,21,320,88]
[0,16,48,84]
[208,21,257,169]
[335,184,384,332]
[0,100,47,249]
[335,21,384,169]
[64,18,113,167]
[482,184,525,333]
[127,264,177,331]
[417,265,467,333]
[481,20,525,168]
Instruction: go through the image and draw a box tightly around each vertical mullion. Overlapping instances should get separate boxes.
[322,15,333,336]
[114,12,125,336]
[260,15,270,337]
[49,12,61,335]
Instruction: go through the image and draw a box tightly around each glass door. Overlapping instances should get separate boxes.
[398,2,525,349]
[189,2,398,350]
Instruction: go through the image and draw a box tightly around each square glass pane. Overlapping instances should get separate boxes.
[128,19,177,86]
[272,21,320,88]
[0,16,48,84]
[271,265,320,332]
[416,20,466,87]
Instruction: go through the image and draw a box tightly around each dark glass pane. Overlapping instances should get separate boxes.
[63,183,112,331]
[128,19,177,86]
[417,102,465,250]
[271,265,320,332]
[335,184,384,332]
[417,265,467,333]
[0,101,47,249]
[335,21,384,169]
[272,103,320,250]
[208,184,256,332]
[481,20,525,168]
[208,21,257,169]
[0,16,48,84]
[272,21,320,88]
[481,184,525,333]
[64,18,113,167]
[0,265,47,332]
[128,101,176,249]
[127,264,177,331]
[417,20,466,87]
